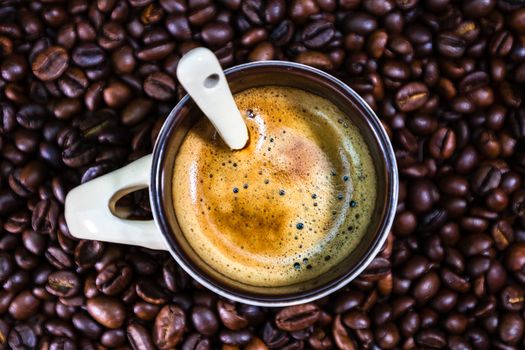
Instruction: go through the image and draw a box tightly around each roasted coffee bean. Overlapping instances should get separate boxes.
[270,20,295,46]
[247,42,275,61]
[137,41,176,61]
[58,68,88,98]
[72,312,103,339]
[472,164,501,195]
[201,22,233,48]
[241,27,267,47]
[188,3,217,27]
[359,256,391,281]
[72,44,105,68]
[302,20,334,49]
[103,81,132,108]
[342,310,370,330]
[0,188,21,215]
[295,51,333,70]
[8,324,37,349]
[46,270,80,298]
[32,199,59,234]
[220,329,253,346]
[134,301,160,320]
[412,271,440,304]
[429,127,456,159]
[218,300,249,330]
[499,312,525,344]
[135,279,167,305]
[74,240,104,269]
[101,329,126,347]
[95,262,132,295]
[182,332,211,350]
[415,328,447,348]
[127,322,156,350]
[166,14,192,40]
[144,72,176,100]
[62,142,97,168]
[16,104,47,130]
[395,82,429,112]
[154,304,186,349]
[407,179,438,213]
[332,314,357,349]
[121,98,153,126]
[192,305,219,336]
[510,8,525,33]
[87,296,125,329]
[275,304,320,331]
[52,98,82,120]
[437,33,466,58]
[8,290,40,320]
[12,160,46,194]
[1,54,28,82]
[0,252,14,283]
[31,46,69,81]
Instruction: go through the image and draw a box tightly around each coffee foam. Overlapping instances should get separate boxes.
[173,86,377,287]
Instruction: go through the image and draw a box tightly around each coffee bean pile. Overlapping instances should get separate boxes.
[1,0,525,348]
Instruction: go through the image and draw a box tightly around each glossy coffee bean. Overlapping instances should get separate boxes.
[275,304,320,331]
[31,46,69,81]
[192,305,219,336]
[127,322,156,349]
[86,296,126,329]
[8,290,40,320]
[144,72,176,100]
[218,300,249,330]
[46,270,80,298]
[95,262,132,295]
[395,82,429,112]
[154,304,186,349]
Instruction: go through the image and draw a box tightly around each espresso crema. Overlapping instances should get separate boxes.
[173,86,377,287]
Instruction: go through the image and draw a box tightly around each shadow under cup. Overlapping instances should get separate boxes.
[151,61,398,306]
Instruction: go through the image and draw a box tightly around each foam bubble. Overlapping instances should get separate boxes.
[173,86,377,287]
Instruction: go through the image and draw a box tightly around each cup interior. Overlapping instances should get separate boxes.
[151,61,397,306]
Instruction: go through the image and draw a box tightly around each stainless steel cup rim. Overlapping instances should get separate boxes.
[150,60,398,307]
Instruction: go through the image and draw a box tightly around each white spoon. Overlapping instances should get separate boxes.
[176,47,249,150]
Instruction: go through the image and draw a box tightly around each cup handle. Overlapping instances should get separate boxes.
[64,154,167,250]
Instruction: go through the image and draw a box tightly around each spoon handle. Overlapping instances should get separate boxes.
[177,47,249,150]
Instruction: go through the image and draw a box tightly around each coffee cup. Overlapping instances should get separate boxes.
[65,61,398,306]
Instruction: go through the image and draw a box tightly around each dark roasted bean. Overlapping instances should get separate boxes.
[72,312,103,339]
[74,240,104,269]
[58,68,88,98]
[191,305,219,336]
[72,44,105,68]
[95,262,132,295]
[127,322,156,350]
[46,270,80,298]
[8,324,37,349]
[218,300,249,330]
[275,304,320,331]
[31,46,69,81]
[153,304,186,349]
[87,296,125,329]
[135,278,167,305]
[144,72,176,100]
[8,290,40,320]
[32,199,59,234]
[395,82,429,112]
[302,20,334,49]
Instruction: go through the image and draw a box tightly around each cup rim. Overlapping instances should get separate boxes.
[150,60,398,307]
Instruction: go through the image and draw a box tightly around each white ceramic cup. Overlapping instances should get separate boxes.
[65,61,398,306]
